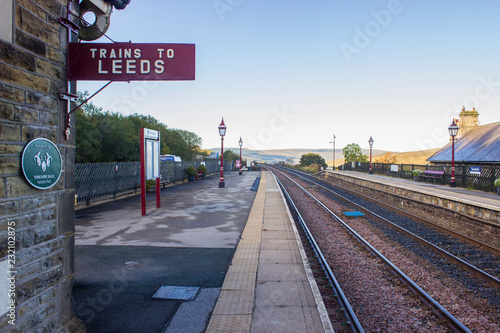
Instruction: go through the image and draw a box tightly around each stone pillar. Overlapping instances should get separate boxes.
[0,0,84,331]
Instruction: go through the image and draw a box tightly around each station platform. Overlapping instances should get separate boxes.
[327,170,500,209]
[73,170,331,332]
[321,170,500,233]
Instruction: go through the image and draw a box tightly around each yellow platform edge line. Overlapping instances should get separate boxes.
[206,172,266,333]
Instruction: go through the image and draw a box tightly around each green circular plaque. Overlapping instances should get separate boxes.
[21,138,62,190]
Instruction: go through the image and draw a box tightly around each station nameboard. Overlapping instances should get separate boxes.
[68,43,195,81]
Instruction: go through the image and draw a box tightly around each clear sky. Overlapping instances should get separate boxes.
[77,0,500,152]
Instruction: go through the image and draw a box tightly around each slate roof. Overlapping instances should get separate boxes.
[427,122,500,163]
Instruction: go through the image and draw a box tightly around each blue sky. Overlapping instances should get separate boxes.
[78,0,500,152]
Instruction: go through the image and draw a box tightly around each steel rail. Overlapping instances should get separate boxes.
[315,170,500,256]
[284,168,500,289]
[267,166,472,333]
[269,171,365,333]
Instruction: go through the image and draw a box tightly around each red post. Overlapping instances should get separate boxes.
[451,138,456,187]
[140,128,146,215]
[156,177,160,208]
[219,136,225,188]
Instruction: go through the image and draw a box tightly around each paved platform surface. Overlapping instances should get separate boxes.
[74,171,258,333]
[73,170,331,332]
[330,170,500,210]
[206,171,332,333]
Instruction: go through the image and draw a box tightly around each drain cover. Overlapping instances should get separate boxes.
[152,286,200,300]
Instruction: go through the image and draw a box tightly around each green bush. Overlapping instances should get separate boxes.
[145,179,156,191]
[185,166,197,177]
[494,178,500,187]
[412,169,423,176]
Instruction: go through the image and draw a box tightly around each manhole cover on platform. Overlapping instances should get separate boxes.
[152,286,200,300]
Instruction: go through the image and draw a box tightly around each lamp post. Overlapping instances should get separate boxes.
[368,135,374,174]
[329,134,336,170]
[238,137,243,175]
[448,119,459,188]
[218,118,226,188]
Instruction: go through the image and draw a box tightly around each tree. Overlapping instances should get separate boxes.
[343,143,368,163]
[375,152,397,164]
[223,150,239,161]
[299,153,327,168]
[75,91,204,163]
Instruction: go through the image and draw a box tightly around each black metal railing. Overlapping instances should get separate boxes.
[75,159,235,205]
[339,162,500,193]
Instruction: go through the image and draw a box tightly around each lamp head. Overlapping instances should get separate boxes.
[218,118,226,137]
[448,119,459,137]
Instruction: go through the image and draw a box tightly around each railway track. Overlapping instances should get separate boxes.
[263,165,500,332]
[289,168,500,287]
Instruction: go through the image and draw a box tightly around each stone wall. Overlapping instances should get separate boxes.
[0,0,84,332]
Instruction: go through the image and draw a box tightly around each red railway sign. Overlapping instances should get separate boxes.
[67,43,195,81]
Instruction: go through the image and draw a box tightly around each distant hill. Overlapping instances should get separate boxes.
[216,147,440,166]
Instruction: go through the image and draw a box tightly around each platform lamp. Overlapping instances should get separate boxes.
[329,134,336,170]
[368,135,374,174]
[238,137,243,175]
[218,118,226,188]
[448,119,459,188]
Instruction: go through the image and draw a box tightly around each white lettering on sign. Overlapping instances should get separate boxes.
[87,48,166,75]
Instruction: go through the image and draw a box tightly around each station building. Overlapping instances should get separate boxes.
[427,108,500,166]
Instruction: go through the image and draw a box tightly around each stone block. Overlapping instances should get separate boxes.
[20,211,43,228]
[6,176,38,198]
[16,105,40,123]
[64,148,75,188]
[39,110,57,126]
[16,271,57,304]
[36,57,64,80]
[0,82,25,103]
[16,258,42,282]
[16,7,60,49]
[0,40,36,71]
[63,235,74,278]
[16,0,47,20]
[21,194,56,212]
[19,227,34,249]
[27,92,58,110]
[0,156,20,176]
[58,277,76,326]
[21,124,57,142]
[47,46,65,66]
[15,29,46,56]
[41,250,63,274]
[33,221,57,246]
[58,192,75,235]
[0,121,21,141]
[0,63,50,93]
[0,143,23,154]
[16,238,62,267]
[0,199,20,217]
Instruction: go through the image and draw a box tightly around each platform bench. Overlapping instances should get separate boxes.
[159,180,171,189]
[419,170,445,184]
